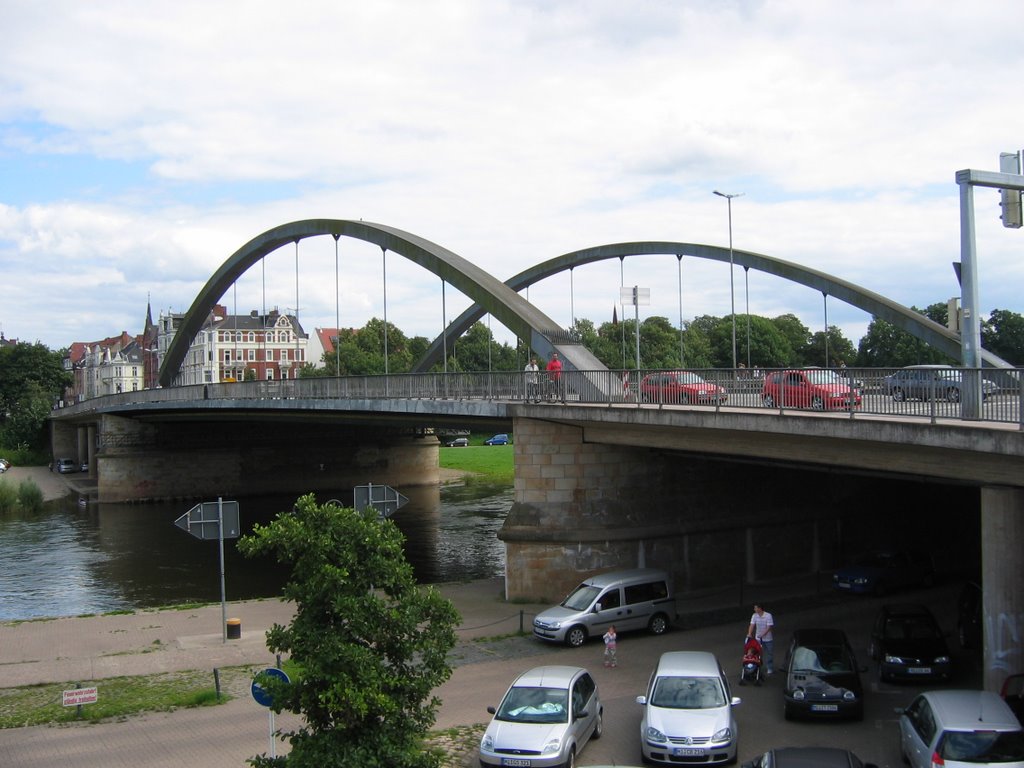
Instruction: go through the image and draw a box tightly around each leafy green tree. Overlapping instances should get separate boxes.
[238,495,459,767]
[806,327,857,369]
[856,307,955,368]
[0,342,70,449]
[769,315,810,364]
[982,308,1024,365]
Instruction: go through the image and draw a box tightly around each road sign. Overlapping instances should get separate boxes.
[174,500,240,540]
[251,667,290,708]
[62,686,98,707]
[354,483,408,518]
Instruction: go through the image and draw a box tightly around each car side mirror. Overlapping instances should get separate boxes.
[636,695,647,705]
[731,696,742,706]
[575,708,588,720]
[593,603,602,613]
[487,706,496,715]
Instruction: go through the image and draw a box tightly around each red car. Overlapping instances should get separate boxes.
[762,369,861,411]
[639,371,727,405]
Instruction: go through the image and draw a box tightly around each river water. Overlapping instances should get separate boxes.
[0,481,512,622]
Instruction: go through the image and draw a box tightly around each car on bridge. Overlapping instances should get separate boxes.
[761,369,861,411]
[883,365,999,403]
[639,371,728,405]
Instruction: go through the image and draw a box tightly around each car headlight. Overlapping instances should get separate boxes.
[792,689,805,700]
[884,654,905,664]
[712,726,733,742]
[935,655,950,664]
[853,577,868,585]
[481,733,493,751]
[645,726,668,744]
[541,737,562,755]
[842,690,857,701]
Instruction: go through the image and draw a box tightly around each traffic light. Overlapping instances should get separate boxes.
[999,151,1022,229]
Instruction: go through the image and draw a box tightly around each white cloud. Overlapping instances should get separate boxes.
[1,0,1023,357]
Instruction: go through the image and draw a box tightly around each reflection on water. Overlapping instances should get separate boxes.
[0,481,511,621]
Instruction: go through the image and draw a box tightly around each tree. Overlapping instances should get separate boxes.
[238,495,459,767]
[856,307,955,368]
[982,308,1024,365]
[806,326,857,369]
[0,342,70,449]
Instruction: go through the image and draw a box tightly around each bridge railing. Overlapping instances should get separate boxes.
[55,367,1023,428]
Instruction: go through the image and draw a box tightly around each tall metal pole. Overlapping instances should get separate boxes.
[218,497,227,644]
[677,255,684,366]
[744,266,751,370]
[714,190,743,371]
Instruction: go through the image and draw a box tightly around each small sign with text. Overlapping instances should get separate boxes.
[62,687,98,707]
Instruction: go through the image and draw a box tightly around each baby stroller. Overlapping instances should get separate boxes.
[739,636,765,686]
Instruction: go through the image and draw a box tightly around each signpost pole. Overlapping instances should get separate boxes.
[269,709,277,758]
[218,496,227,644]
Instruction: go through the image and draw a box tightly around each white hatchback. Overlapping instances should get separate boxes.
[636,651,740,765]
[479,665,603,768]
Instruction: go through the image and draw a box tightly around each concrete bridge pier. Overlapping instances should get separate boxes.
[981,487,1024,692]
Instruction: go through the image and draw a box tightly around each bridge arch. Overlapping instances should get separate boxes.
[412,241,1012,371]
[158,219,602,387]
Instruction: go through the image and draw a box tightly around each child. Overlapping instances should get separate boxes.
[603,625,617,668]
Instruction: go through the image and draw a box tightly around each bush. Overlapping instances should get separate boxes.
[0,482,16,514]
[18,480,44,513]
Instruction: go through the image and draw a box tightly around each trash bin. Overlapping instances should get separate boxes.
[226,617,241,640]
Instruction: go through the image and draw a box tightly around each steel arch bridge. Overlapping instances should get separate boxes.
[159,220,1010,387]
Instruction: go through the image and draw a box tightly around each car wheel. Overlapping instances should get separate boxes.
[763,394,776,407]
[648,613,669,635]
[679,394,690,405]
[893,388,906,402]
[811,396,825,410]
[565,626,587,648]
[592,708,603,739]
[947,387,960,403]
[564,746,576,768]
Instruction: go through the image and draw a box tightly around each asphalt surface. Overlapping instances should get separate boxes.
[0,569,978,768]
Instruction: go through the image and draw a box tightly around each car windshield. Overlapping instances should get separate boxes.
[650,676,726,709]
[496,686,569,724]
[804,369,844,385]
[885,617,941,641]
[938,729,1024,762]
[792,645,851,674]
[675,372,707,385]
[561,584,600,611]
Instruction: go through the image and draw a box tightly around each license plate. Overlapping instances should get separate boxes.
[836,583,850,589]
[501,760,531,767]
[811,703,838,712]
[908,667,931,674]
[672,748,704,757]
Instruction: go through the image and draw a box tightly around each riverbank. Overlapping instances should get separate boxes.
[0,465,71,502]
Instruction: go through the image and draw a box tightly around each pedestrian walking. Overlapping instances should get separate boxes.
[603,625,617,668]
[524,358,540,402]
[546,352,564,403]
[747,603,775,675]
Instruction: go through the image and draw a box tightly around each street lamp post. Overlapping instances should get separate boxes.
[713,190,743,371]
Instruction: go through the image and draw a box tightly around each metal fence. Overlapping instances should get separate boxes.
[56,366,1024,429]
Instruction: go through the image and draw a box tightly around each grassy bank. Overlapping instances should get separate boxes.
[439,442,513,484]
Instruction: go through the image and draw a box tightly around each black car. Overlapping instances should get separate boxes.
[869,604,952,683]
[782,628,865,721]
[743,747,878,768]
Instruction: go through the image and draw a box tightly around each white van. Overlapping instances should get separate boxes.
[532,568,677,647]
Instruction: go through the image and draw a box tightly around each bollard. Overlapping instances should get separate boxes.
[519,610,524,634]
[226,617,241,640]
[214,668,221,700]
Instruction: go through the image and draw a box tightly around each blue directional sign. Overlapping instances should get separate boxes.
[251,667,290,708]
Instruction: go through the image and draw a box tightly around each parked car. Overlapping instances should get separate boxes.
[446,437,469,447]
[0,458,10,473]
[898,689,1024,768]
[782,628,865,721]
[532,568,677,647]
[832,550,935,596]
[869,603,952,683]
[761,369,861,410]
[639,371,728,405]
[479,665,603,768]
[1002,673,1024,726]
[636,651,740,765]
[743,747,878,768]
[883,365,999,403]
[55,458,77,474]
[484,433,510,445]
[957,580,983,649]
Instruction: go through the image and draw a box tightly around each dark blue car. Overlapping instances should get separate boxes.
[484,434,510,445]
[832,551,935,596]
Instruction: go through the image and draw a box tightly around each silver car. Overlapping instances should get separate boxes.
[898,689,1024,768]
[480,665,603,768]
[637,651,740,765]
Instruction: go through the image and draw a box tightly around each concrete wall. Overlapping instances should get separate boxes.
[94,414,439,502]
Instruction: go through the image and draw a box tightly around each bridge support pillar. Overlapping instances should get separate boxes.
[980,486,1024,692]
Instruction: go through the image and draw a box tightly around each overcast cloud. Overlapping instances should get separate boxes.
[2,0,1022,357]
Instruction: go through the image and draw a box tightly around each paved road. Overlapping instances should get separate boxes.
[0,574,976,767]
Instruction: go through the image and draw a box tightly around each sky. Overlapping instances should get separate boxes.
[2,0,1023,360]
